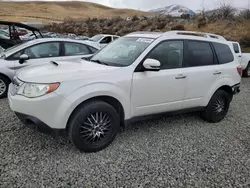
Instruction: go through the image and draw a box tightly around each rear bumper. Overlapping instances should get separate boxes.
[232,83,240,94]
[15,112,65,136]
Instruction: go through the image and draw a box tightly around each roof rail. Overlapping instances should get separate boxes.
[164,30,227,41]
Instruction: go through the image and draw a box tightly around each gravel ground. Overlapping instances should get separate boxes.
[0,79,250,188]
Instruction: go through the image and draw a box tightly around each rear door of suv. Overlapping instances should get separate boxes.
[182,40,220,109]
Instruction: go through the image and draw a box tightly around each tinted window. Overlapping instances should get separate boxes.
[186,41,214,67]
[213,42,234,64]
[233,43,240,53]
[64,42,90,56]
[100,36,112,44]
[146,41,183,69]
[24,42,60,59]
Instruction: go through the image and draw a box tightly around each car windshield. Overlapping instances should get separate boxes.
[90,37,154,67]
[89,34,104,42]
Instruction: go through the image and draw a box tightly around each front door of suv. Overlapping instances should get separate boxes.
[182,40,219,109]
[131,40,187,117]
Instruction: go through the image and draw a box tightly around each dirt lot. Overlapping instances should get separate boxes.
[0,79,250,188]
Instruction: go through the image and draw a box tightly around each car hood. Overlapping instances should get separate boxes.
[17,60,121,83]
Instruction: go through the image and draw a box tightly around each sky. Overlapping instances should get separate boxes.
[82,0,249,11]
[8,0,250,11]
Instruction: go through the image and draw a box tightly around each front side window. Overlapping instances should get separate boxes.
[146,40,184,69]
[100,36,112,44]
[23,42,60,59]
[90,37,154,67]
[185,41,214,67]
[64,42,90,56]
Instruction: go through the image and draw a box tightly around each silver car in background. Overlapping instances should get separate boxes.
[0,38,100,98]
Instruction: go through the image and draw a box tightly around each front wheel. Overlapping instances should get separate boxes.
[68,100,120,152]
[243,63,250,77]
[0,75,10,99]
[201,90,231,123]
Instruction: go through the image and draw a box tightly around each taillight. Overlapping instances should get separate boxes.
[237,66,242,76]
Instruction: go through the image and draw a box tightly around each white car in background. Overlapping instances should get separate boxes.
[0,38,100,98]
[230,41,250,77]
[86,34,120,49]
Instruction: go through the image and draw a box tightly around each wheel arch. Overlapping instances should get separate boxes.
[66,95,126,132]
[203,76,235,106]
[0,72,11,83]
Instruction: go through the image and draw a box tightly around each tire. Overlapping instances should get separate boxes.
[243,63,250,77]
[68,100,120,152]
[201,90,231,123]
[0,75,10,99]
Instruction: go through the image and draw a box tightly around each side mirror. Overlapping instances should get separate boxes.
[19,54,29,64]
[143,58,161,71]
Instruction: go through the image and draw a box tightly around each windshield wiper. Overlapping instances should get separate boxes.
[90,59,109,66]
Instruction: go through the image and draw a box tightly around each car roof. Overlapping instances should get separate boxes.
[126,32,163,39]
[95,34,120,37]
[125,31,230,44]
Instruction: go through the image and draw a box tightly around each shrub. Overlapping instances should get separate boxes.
[157,22,167,30]
[171,24,185,30]
[238,10,250,19]
[197,18,207,28]
[239,35,250,48]
[132,15,139,21]
[217,3,236,20]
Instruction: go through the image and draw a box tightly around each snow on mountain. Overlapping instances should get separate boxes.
[150,4,196,17]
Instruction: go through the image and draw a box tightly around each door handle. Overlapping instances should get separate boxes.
[238,55,242,57]
[213,71,221,75]
[175,74,187,79]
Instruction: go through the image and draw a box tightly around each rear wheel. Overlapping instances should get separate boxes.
[201,90,231,123]
[68,100,120,152]
[243,63,250,77]
[0,75,10,99]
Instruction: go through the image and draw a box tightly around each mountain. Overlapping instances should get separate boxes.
[150,4,196,17]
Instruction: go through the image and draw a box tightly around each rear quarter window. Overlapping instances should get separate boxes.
[212,42,234,64]
[232,43,240,53]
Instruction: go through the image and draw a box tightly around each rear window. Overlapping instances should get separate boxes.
[212,42,234,64]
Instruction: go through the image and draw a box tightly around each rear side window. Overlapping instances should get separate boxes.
[213,42,234,64]
[232,43,240,53]
[185,41,214,67]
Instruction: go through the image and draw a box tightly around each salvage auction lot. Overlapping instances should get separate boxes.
[0,79,250,187]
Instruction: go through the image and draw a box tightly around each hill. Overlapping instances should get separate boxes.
[150,4,196,17]
[0,1,150,22]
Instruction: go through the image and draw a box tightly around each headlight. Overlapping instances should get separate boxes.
[17,82,60,98]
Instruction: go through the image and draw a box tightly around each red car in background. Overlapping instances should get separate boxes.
[11,28,29,37]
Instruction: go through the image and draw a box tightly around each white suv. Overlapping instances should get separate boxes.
[8,31,242,152]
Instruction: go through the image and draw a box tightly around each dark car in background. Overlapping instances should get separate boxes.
[0,21,43,50]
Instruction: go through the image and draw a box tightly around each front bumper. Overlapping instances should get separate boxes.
[8,83,73,130]
[14,112,64,136]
